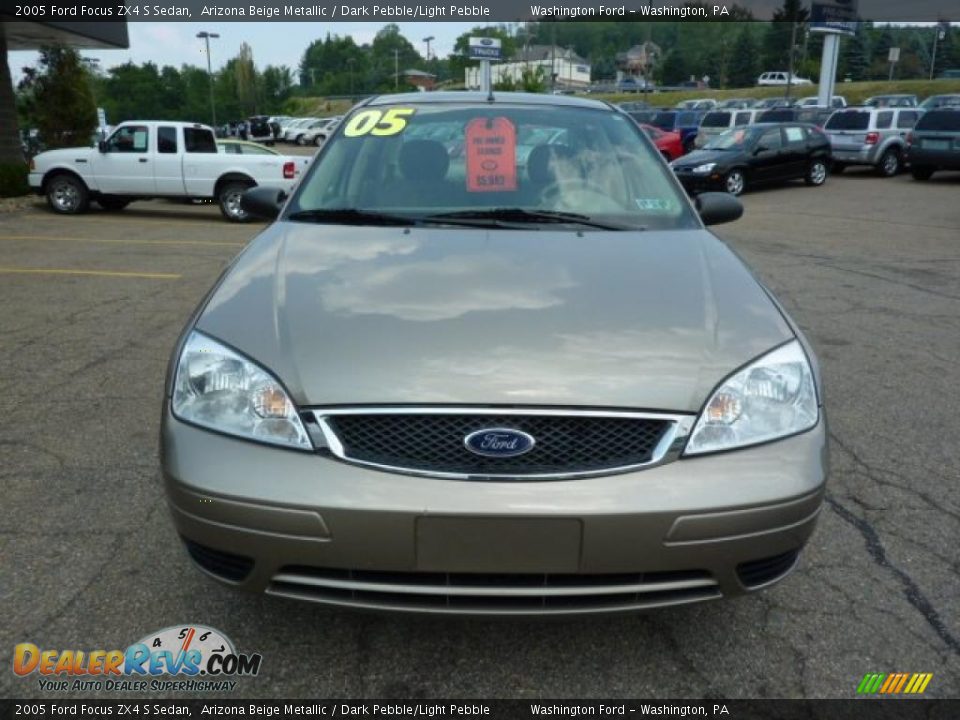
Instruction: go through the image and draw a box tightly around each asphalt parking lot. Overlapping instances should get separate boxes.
[1,167,958,700]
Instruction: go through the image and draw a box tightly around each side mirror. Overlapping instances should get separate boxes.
[695,192,743,226]
[240,186,287,221]
[98,140,107,153]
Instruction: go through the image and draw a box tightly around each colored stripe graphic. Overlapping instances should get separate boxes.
[858,673,932,694]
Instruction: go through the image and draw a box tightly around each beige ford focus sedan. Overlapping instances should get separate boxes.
[161,92,827,615]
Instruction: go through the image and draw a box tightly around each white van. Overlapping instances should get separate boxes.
[757,71,813,86]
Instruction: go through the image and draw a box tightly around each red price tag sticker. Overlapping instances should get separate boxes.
[465,117,517,193]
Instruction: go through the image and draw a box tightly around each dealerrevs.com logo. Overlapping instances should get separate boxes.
[13,625,262,692]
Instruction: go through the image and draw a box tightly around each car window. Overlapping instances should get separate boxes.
[650,112,676,130]
[825,111,870,130]
[915,110,960,132]
[220,143,239,154]
[184,128,218,153]
[701,112,731,128]
[758,128,783,150]
[896,111,919,129]
[875,111,894,129]
[734,111,753,126]
[106,125,148,153]
[290,103,699,231]
[784,126,805,145]
[158,126,177,154]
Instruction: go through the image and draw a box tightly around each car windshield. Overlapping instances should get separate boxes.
[288,101,698,231]
[920,95,960,108]
[825,111,870,130]
[704,127,759,150]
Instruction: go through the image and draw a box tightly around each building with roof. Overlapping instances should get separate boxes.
[465,45,591,91]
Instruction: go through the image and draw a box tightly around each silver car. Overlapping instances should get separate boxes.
[162,92,827,616]
[824,106,922,176]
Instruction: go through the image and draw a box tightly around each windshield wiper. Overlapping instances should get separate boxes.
[286,208,417,226]
[424,208,638,231]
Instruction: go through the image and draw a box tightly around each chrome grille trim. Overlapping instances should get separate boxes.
[266,565,721,615]
[309,406,694,480]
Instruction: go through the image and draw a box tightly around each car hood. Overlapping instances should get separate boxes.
[673,149,738,168]
[33,147,94,164]
[195,223,793,413]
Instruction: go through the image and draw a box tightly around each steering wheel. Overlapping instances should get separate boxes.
[539,178,626,212]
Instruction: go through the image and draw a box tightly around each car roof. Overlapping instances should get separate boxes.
[365,91,613,111]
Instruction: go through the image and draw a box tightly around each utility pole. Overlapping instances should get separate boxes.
[785,20,798,101]
[196,31,220,127]
[930,22,947,81]
[423,36,434,62]
[394,48,399,90]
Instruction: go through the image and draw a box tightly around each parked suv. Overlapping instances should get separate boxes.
[694,109,759,147]
[907,109,960,180]
[823,106,922,176]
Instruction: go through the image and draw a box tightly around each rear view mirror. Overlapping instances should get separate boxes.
[240,187,287,221]
[695,192,743,226]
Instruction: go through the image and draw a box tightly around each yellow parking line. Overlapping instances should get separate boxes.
[0,235,243,248]
[0,267,180,280]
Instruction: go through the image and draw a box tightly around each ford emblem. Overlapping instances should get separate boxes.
[464,428,536,458]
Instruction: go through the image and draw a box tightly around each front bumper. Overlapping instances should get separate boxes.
[673,170,724,194]
[162,408,828,615]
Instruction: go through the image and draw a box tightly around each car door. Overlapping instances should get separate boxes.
[154,125,185,195]
[782,125,809,178]
[749,127,785,182]
[91,124,156,194]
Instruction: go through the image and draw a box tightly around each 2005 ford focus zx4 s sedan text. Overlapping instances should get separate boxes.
[161,93,827,616]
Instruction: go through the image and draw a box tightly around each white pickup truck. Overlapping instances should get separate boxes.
[28,121,309,222]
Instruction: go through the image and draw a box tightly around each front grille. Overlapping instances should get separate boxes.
[321,412,673,478]
[737,549,800,589]
[182,538,254,582]
[267,566,720,615]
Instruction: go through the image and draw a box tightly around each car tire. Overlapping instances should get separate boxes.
[911,166,934,181]
[96,196,130,211]
[805,159,828,186]
[295,135,305,146]
[218,180,254,223]
[314,134,326,147]
[876,148,900,177]
[723,169,746,196]
[45,173,90,215]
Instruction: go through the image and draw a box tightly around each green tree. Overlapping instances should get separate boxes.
[763,0,809,71]
[841,26,871,81]
[659,50,689,85]
[0,31,28,196]
[370,24,422,91]
[728,26,759,88]
[18,45,97,149]
[235,42,258,115]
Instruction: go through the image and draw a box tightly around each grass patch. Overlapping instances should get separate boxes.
[591,79,960,107]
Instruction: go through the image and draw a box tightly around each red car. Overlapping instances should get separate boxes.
[641,124,684,161]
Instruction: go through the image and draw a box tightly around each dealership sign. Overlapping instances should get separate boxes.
[810,0,859,35]
[468,36,502,60]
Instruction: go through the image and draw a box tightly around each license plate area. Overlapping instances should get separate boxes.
[415,517,582,573]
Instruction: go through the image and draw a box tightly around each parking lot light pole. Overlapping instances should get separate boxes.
[197,31,220,127]
[423,36,434,62]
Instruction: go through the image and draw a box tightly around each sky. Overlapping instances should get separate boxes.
[7,22,478,82]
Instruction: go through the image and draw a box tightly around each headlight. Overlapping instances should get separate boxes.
[684,340,818,456]
[172,331,312,450]
[692,162,717,174]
